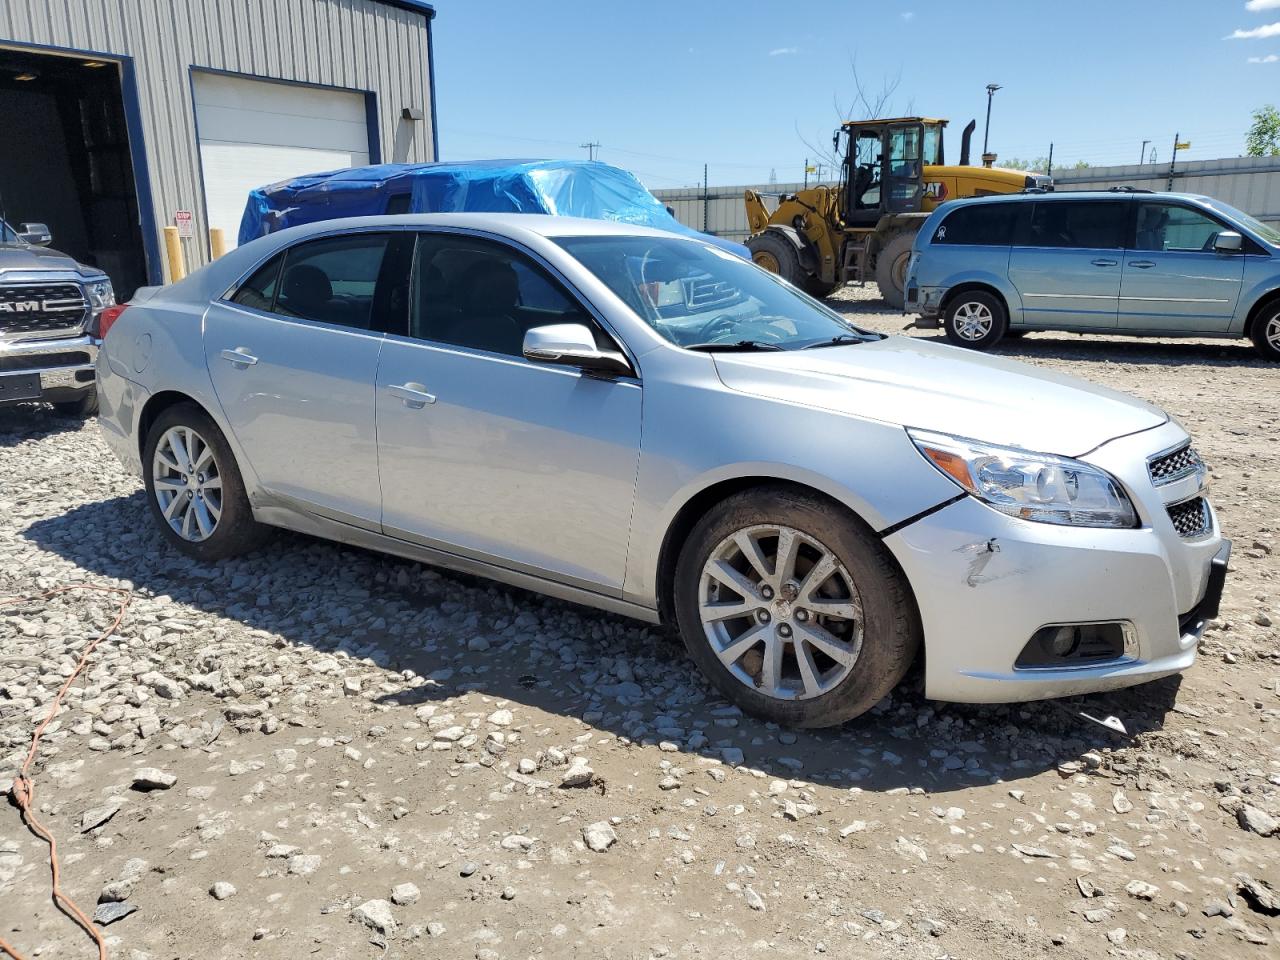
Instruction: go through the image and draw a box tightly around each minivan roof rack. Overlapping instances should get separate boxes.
[1021,187,1048,194]
[1107,186,1154,193]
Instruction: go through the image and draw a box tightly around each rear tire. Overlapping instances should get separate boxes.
[1250,304,1280,361]
[874,232,915,309]
[748,231,804,287]
[672,485,921,728]
[801,276,839,299]
[143,402,270,561]
[53,389,98,418]
[943,290,1008,350]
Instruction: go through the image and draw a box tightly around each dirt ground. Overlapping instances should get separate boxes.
[1,285,1277,960]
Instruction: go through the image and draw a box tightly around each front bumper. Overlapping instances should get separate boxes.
[0,334,98,405]
[884,422,1227,703]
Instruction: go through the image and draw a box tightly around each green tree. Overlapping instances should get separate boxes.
[1001,157,1049,171]
[1246,104,1280,157]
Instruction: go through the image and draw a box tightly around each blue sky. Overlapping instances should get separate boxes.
[432,0,1280,188]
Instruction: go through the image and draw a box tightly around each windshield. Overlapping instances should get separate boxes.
[553,235,875,349]
[1204,198,1280,246]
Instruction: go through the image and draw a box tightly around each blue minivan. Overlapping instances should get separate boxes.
[904,190,1280,360]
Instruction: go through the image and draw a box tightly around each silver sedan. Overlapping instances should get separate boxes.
[97,214,1229,727]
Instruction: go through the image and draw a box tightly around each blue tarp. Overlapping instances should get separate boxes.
[238,159,750,258]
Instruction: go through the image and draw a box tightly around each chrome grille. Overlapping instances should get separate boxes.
[0,282,88,337]
[1167,497,1211,540]
[1148,444,1204,486]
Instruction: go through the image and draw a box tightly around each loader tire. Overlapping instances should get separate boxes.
[874,231,915,309]
[748,231,803,286]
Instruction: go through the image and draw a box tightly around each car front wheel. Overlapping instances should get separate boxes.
[943,291,1007,350]
[143,403,270,560]
[673,486,921,727]
[1251,305,1280,361]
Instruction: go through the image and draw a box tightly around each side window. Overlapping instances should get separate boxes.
[229,254,283,311]
[274,233,411,332]
[411,233,599,357]
[1026,201,1126,249]
[933,204,1016,245]
[1134,203,1225,253]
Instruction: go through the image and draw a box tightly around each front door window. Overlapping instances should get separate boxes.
[1134,203,1227,253]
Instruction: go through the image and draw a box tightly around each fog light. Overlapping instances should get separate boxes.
[1016,622,1131,669]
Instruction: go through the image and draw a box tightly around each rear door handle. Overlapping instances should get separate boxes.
[220,347,258,366]
[1129,260,1156,269]
[1090,258,1118,267]
[388,382,436,408]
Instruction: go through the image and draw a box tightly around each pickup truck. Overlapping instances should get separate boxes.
[1,219,115,417]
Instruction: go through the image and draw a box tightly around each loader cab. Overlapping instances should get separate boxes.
[841,118,944,226]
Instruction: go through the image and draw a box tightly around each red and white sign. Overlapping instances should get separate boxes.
[174,210,194,239]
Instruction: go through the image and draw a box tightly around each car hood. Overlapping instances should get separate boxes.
[712,337,1168,457]
[0,243,99,276]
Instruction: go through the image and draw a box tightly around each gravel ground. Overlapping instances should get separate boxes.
[2,288,1277,959]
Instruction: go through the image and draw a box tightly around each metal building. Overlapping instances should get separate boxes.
[0,0,438,296]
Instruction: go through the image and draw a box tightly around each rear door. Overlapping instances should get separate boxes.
[203,230,413,528]
[1119,200,1245,333]
[1007,199,1128,329]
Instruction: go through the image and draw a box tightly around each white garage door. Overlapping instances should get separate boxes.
[194,73,371,250]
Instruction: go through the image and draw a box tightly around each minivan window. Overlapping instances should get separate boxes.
[1134,203,1225,253]
[1204,198,1280,245]
[934,204,1016,245]
[1026,201,1126,249]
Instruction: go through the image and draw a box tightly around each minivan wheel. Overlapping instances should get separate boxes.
[943,290,1007,350]
[1250,306,1280,361]
[143,403,270,560]
[673,486,921,728]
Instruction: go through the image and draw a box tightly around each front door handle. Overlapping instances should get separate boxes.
[220,347,258,366]
[1129,260,1156,269]
[1090,258,1118,267]
[388,382,436,408]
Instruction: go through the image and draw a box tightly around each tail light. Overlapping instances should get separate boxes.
[96,303,128,339]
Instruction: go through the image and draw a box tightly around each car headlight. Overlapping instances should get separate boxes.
[86,278,115,312]
[908,429,1138,528]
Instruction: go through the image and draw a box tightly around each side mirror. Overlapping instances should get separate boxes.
[19,222,51,247]
[523,323,631,376]
[1213,230,1243,253]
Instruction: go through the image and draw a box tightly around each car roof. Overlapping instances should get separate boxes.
[270,212,700,242]
[948,190,1215,206]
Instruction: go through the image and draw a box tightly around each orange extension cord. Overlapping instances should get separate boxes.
[1,584,132,960]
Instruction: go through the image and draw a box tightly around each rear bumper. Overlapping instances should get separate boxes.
[0,334,98,405]
[904,283,943,325]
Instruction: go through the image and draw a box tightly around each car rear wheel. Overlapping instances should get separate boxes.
[143,403,270,560]
[673,486,921,727]
[943,290,1007,350]
[1251,305,1280,361]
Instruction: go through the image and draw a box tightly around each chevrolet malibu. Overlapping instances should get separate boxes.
[97,214,1230,727]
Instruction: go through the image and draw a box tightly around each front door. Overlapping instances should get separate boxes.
[375,231,642,593]
[1007,199,1128,329]
[1119,201,1245,333]
[204,230,413,527]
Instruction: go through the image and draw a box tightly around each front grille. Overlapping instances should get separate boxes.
[0,282,88,337]
[1149,444,1204,486]
[1167,497,1212,539]
[0,350,92,373]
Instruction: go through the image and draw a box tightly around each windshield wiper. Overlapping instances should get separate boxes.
[802,334,867,349]
[685,340,786,352]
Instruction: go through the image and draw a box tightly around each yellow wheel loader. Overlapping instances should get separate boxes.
[745,117,1051,308]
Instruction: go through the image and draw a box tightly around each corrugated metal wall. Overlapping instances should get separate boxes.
[0,0,435,278]
[655,157,1280,241]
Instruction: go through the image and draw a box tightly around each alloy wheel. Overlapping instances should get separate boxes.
[952,301,994,341]
[1267,312,1280,351]
[152,425,222,542]
[697,524,864,701]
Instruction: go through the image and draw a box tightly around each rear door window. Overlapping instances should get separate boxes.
[933,203,1017,245]
[1025,201,1126,249]
[270,232,414,333]
[229,254,283,311]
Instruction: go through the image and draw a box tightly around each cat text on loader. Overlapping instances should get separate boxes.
[744,117,1051,308]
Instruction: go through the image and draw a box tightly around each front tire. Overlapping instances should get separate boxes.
[943,290,1008,350]
[143,403,270,561]
[874,232,915,309]
[1251,304,1280,361]
[748,231,803,286]
[53,389,98,418]
[673,486,921,728]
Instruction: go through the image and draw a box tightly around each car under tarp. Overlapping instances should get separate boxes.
[237,158,748,258]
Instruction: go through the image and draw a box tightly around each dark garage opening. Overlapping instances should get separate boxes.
[0,47,147,298]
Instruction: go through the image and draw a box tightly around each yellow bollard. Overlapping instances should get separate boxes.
[209,227,228,260]
[163,226,186,283]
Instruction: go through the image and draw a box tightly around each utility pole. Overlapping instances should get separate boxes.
[1166,131,1179,191]
[1047,142,1054,178]
[803,157,809,188]
[702,164,709,233]
[580,141,600,161]
[1139,140,1150,166]
[982,83,1002,157]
